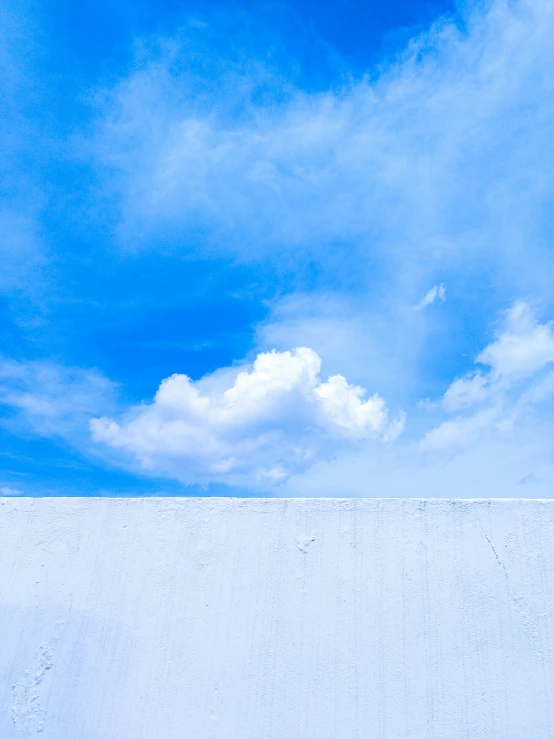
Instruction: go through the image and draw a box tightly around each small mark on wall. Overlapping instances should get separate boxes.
[296,535,316,553]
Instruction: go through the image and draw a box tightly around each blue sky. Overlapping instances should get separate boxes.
[1,0,554,496]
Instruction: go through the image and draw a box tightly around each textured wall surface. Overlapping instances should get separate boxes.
[0,497,553,738]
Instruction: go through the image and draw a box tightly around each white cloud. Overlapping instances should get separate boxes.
[421,301,554,450]
[0,486,22,496]
[91,347,403,487]
[93,0,554,307]
[420,408,499,451]
[416,284,446,310]
[477,301,554,380]
[440,372,489,412]
[0,358,115,441]
[314,374,394,436]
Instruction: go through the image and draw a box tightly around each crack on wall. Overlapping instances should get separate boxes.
[480,524,518,604]
[473,510,542,648]
[473,510,519,605]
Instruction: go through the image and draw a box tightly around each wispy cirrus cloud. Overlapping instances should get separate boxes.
[0,358,115,442]
[94,0,554,306]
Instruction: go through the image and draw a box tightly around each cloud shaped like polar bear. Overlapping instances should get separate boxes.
[91,347,404,487]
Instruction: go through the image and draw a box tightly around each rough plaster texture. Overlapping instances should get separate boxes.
[0,497,553,738]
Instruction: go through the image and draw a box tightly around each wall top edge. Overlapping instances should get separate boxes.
[1,496,554,503]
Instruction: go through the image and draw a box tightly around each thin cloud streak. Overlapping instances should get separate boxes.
[416,284,446,310]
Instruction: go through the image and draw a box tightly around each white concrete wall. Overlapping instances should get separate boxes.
[1,497,553,738]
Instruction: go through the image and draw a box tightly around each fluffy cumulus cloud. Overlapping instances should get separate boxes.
[91,348,403,487]
[422,302,554,450]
